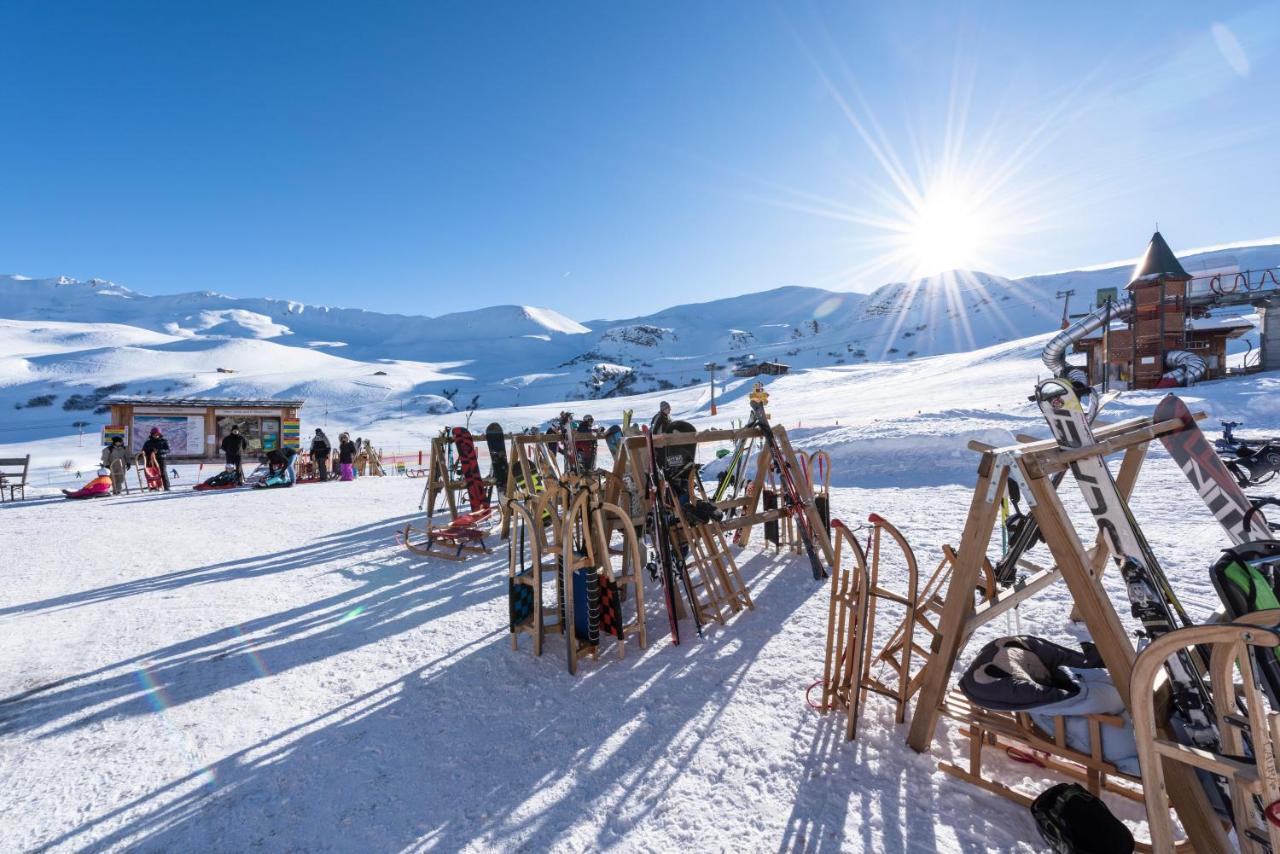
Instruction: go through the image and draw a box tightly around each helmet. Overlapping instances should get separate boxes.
[150,427,162,436]
[97,467,110,476]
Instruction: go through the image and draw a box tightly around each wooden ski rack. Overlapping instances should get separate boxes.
[404,428,515,559]
[507,467,648,673]
[608,425,836,574]
[421,430,512,522]
[903,408,1229,853]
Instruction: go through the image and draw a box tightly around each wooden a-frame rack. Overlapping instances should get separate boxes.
[606,426,837,571]
[422,430,511,522]
[903,408,1231,853]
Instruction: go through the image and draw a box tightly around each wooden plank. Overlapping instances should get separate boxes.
[773,425,837,571]
[906,452,1004,753]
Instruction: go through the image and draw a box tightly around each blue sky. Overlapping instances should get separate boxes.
[2,2,1278,319]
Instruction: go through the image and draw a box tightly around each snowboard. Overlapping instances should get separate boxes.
[573,424,598,472]
[657,420,697,476]
[508,570,535,632]
[993,389,1120,586]
[598,574,624,639]
[484,422,509,495]
[604,424,624,460]
[572,567,601,646]
[451,427,487,513]
[1156,393,1271,543]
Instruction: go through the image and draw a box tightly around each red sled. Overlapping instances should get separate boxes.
[136,453,164,491]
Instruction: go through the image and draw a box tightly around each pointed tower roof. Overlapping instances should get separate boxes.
[1127,231,1190,288]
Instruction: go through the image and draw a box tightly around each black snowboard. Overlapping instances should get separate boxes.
[657,419,697,476]
[485,422,509,494]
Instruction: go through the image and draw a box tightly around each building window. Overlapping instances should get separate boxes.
[217,416,281,456]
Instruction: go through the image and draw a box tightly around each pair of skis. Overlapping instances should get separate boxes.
[1033,380,1241,819]
[747,396,826,581]
[642,426,702,644]
[993,390,1118,587]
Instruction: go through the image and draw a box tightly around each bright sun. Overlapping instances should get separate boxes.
[903,180,988,278]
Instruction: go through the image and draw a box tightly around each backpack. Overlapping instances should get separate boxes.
[1030,783,1134,854]
[1211,540,1280,702]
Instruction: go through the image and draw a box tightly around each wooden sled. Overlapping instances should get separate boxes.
[401,507,496,561]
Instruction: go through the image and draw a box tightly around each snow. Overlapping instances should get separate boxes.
[4,244,1280,850]
[3,328,1279,850]
[3,239,1276,424]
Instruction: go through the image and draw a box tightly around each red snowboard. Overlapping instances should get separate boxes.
[451,427,487,514]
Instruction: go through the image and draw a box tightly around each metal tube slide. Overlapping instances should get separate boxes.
[1041,294,1209,386]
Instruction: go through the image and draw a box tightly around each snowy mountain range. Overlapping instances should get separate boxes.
[2,241,1278,444]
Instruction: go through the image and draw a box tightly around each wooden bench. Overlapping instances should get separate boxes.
[0,455,31,501]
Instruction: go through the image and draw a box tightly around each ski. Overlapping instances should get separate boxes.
[1155,393,1273,544]
[747,385,826,580]
[1034,379,1230,807]
[643,426,682,644]
[711,432,753,504]
[993,389,1120,587]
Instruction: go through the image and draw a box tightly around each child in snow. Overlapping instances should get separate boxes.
[100,436,131,495]
[337,433,357,481]
[142,427,172,491]
[63,468,113,499]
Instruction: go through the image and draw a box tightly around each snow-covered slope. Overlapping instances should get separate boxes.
[4,316,1279,852]
[2,241,1278,444]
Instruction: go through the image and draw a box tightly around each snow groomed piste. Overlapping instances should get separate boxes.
[391,237,1280,852]
[11,234,1280,852]
[398,377,1280,849]
[384,235,1280,854]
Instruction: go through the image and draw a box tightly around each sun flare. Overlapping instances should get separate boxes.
[902,180,989,278]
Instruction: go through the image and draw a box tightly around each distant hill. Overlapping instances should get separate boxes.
[2,240,1277,443]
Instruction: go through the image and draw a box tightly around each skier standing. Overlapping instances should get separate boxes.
[221,425,250,484]
[142,427,172,491]
[651,401,672,433]
[337,432,357,481]
[100,436,131,495]
[310,429,332,481]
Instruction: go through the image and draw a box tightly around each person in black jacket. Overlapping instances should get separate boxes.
[221,425,250,484]
[142,427,172,491]
[651,401,672,433]
[337,432,357,481]
[310,429,332,481]
[264,446,298,485]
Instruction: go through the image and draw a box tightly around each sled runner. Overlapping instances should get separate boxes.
[401,507,496,561]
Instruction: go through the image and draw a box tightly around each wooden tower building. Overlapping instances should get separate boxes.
[1127,231,1191,388]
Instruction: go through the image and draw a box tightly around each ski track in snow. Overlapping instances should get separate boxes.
[0,428,1261,851]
